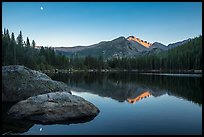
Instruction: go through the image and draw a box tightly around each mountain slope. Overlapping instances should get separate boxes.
[54,36,194,58]
[167,38,191,49]
[159,35,202,70]
[55,36,142,58]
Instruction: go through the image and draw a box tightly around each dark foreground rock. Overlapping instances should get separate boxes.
[2,103,34,135]
[8,92,100,124]
[2,65,71,102]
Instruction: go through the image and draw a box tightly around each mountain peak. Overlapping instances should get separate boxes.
[127,36,152,48]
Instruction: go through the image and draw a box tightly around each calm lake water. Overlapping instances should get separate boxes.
[2,72,202,135]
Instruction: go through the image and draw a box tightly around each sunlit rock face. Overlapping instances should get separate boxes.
[127,36,152,48]
[8,92,100,124]
[2,65,71,102]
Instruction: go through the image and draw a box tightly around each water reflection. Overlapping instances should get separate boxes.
[127,91,151,104]
[49,72,202,106]
[2,72,202,135]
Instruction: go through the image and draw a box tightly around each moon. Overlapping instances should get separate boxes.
[40,7,43,10]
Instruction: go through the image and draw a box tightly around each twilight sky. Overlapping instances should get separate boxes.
[2,2,202,47]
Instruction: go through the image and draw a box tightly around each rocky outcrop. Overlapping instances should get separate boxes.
[2,65,71,102]
[8,92,100,124]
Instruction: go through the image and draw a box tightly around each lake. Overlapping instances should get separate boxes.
[2,72,202,135]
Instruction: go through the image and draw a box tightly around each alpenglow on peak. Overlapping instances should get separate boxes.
[127,36,152,48]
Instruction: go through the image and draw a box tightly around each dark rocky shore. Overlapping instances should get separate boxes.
[2,65,99,124]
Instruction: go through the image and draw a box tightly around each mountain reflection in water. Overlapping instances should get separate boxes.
[49,72,202,106]
[2,72,202,135]
[127,91,151,104]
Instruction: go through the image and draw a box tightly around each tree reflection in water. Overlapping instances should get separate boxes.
[49,72,202,105]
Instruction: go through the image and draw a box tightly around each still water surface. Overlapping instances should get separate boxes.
[2,72,202,135]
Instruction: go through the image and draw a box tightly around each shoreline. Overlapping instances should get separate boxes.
[139,73,202,77]
[41,69,202,75]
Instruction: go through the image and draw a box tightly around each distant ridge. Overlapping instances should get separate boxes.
[53,35,193,58]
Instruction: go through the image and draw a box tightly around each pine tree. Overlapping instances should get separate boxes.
[4,29,11,65]
[32,40,36,49]
[16,31,23,64]
[17,31,23,46]
[11,32,16,64]
[26,37,30,47]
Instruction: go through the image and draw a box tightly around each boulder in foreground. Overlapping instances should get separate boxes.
[8,92,100,124]
[2,65,71,102]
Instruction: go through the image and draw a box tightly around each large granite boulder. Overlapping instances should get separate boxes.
[8,92,100,124]
[2,65,71,102]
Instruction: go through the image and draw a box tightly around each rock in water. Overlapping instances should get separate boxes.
[2,65,71,102]
[8,92,100,124]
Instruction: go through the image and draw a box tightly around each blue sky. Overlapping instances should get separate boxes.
[2,2,202,47]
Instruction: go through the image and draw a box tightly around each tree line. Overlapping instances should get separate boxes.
[107,34,202,71]
[2,29,69,70]
[2,28,202,72]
